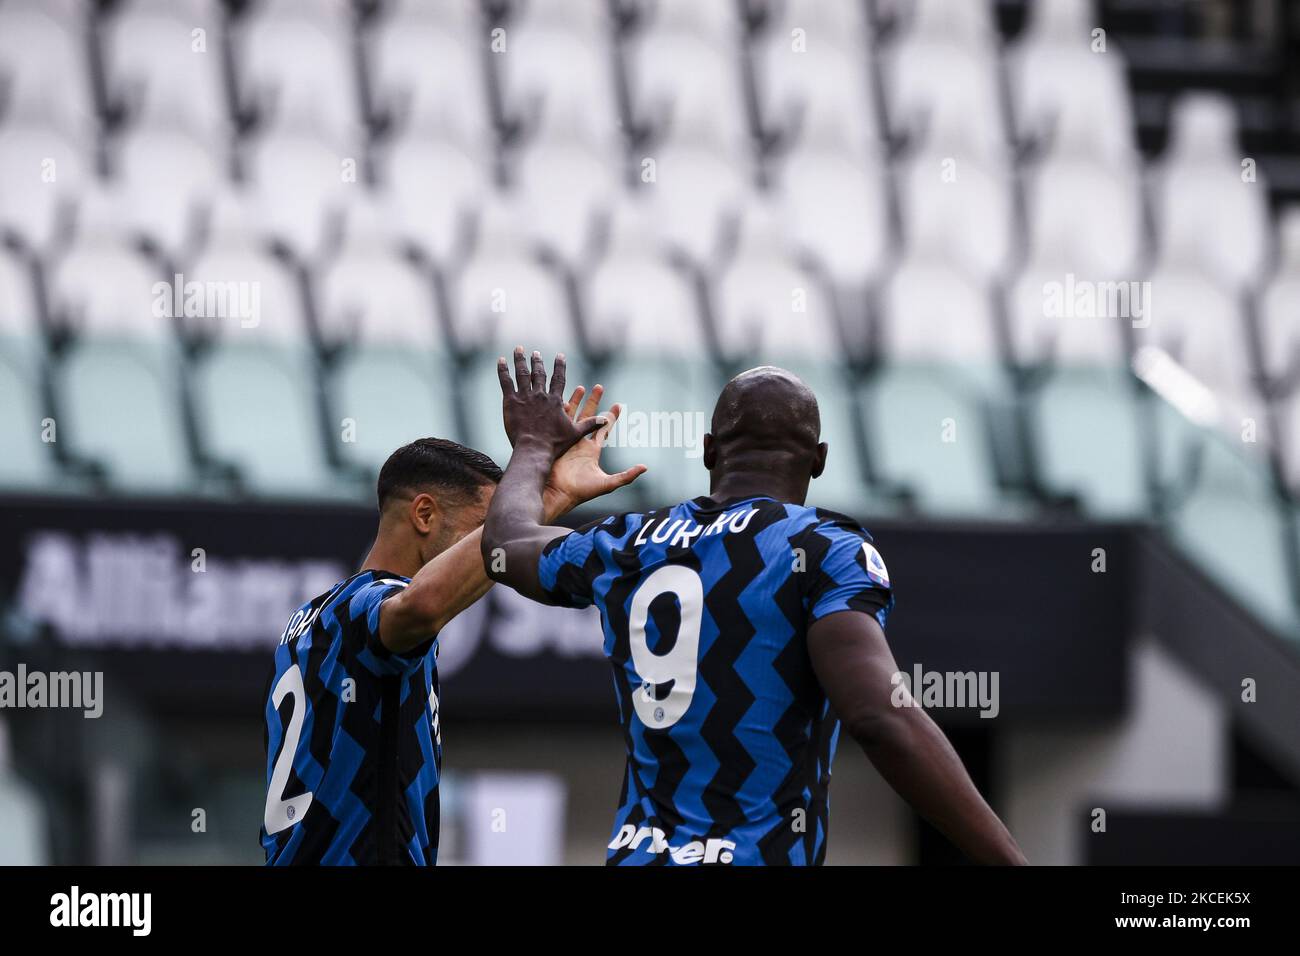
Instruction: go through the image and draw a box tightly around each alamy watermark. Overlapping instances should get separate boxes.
[601,405,707,459]
[892,664,1000,719]
[50,886,150,936]
[0,665,103,718]
[151,272,261,328]
[1043,273,1151,328]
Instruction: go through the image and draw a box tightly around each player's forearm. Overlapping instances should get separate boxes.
[854,708,1027,865]
[383,480,575,652]
[485,441,552,544]
[383,527,494,653]
[482,440,568,598]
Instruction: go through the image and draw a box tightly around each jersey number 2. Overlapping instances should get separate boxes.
[264,666,314,835]
[628,565,703,730]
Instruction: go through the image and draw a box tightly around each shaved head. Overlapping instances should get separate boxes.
[711,366,820,447]
[703,366,827,501]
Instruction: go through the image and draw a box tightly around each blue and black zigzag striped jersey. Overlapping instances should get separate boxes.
[538,494,894,866]
[261,570,441,865]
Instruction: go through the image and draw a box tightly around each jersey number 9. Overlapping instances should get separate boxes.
[628,565,703,730]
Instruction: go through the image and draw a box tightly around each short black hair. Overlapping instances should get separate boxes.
[376,438,503,510]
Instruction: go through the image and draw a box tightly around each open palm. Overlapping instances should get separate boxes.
[545,382,646,515]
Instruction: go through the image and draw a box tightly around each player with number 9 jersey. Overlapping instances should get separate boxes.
[484,354,1024,866]
[537,494,893,865]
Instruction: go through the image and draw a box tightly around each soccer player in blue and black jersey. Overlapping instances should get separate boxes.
[261,385,643,865]
[483,348,1026,865]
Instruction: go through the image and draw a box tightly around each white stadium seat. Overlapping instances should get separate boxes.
[184,191,310,346]
[1008,253,1129,367]
[713,203,841,361]
[1024,157,1144,278]
[642,0,740,45]
[886,37,1007,166]
[774,145,892,287]
[897,151,1014,282]
[46,186,163,343]
[448,197,575,354]
[1019,0,1097,42]
[1152,94,1271,291]
[752,31,883,158]
[244,132,354,263]
[368,8,492,144]
[1008,0,1136,169]
[515,133,621,265]
[1139,263,1256,407]
[584,199,705,355]
[234,2,359,146]
[116,127,222,258]
[496,16,623,148]
[641,136,751,266]
[1009,47,1136,169]
[380,134,490,264]
[769,0,875,41]
[100,2,229,144]
[0,1,94,132]
[881,255,1000,368]
[0,123,90,252]
[316,200,441,351]
[625,30,750,155]
[891,0,997,47]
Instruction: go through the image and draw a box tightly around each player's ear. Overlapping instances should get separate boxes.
[702,432,717,470]
[410,492,440,535]
[810,442,828,479]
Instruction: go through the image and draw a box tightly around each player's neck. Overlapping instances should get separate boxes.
[709,472,807,506]
[360,533,423,580]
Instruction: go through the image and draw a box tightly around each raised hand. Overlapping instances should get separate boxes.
[498,347,603,459]
[545,383,647,516]
[483,349,647,603]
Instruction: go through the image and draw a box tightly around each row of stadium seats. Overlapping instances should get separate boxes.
[1,138,1291,373]
[4,178,1300,493]
[0,0,1271,291]
[4,0,1133,163]
[0,301,950,512]
[0,110,1260,286]
[4,323,1298,634]
[0,0,1285,447]
[0,261,1292,517]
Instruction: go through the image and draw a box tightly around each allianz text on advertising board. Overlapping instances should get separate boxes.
[11,529,603,675]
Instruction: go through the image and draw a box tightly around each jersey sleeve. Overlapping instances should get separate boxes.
[348,576,433,677]
[798,517,895,630]
[536,516,611,609]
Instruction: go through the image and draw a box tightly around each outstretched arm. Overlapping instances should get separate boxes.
[808,610,1027,865]
[380,527,494,653]
[380,370,640,653]
[482,348,644,602]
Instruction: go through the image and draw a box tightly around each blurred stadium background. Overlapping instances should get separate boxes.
[1,0,1300,864]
